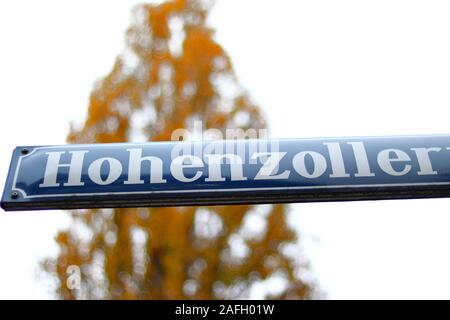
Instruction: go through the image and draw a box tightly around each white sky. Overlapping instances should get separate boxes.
[1,0,450,299]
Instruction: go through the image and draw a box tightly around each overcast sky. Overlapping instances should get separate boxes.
[1,0,450,299]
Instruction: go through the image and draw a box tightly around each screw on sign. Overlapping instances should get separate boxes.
[1,135,450,211]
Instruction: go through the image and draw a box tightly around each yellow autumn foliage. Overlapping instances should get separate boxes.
[43,0,317,300]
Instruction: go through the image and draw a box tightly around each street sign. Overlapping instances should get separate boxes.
[2,135,450,211]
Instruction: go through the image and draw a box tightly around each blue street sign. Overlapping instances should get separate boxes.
[2,135,450,211]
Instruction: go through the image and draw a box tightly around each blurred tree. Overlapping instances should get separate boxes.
[43,0,317,299]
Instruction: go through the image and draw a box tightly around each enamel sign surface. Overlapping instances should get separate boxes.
[2,136,450,211]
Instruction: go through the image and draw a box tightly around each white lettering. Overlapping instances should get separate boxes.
[292,151,327,178]
[323,142,350,178]
[204,154,247,182]
[39,151,88,187]
[171,155,203,182]
[348,142,375,177]
[124,148,166,184]
[88,157,122,185]
[252,152,290,180]
[377,149,411,176]
[410,147,441,175]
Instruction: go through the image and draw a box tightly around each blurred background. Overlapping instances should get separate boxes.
[1,0,450,299]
